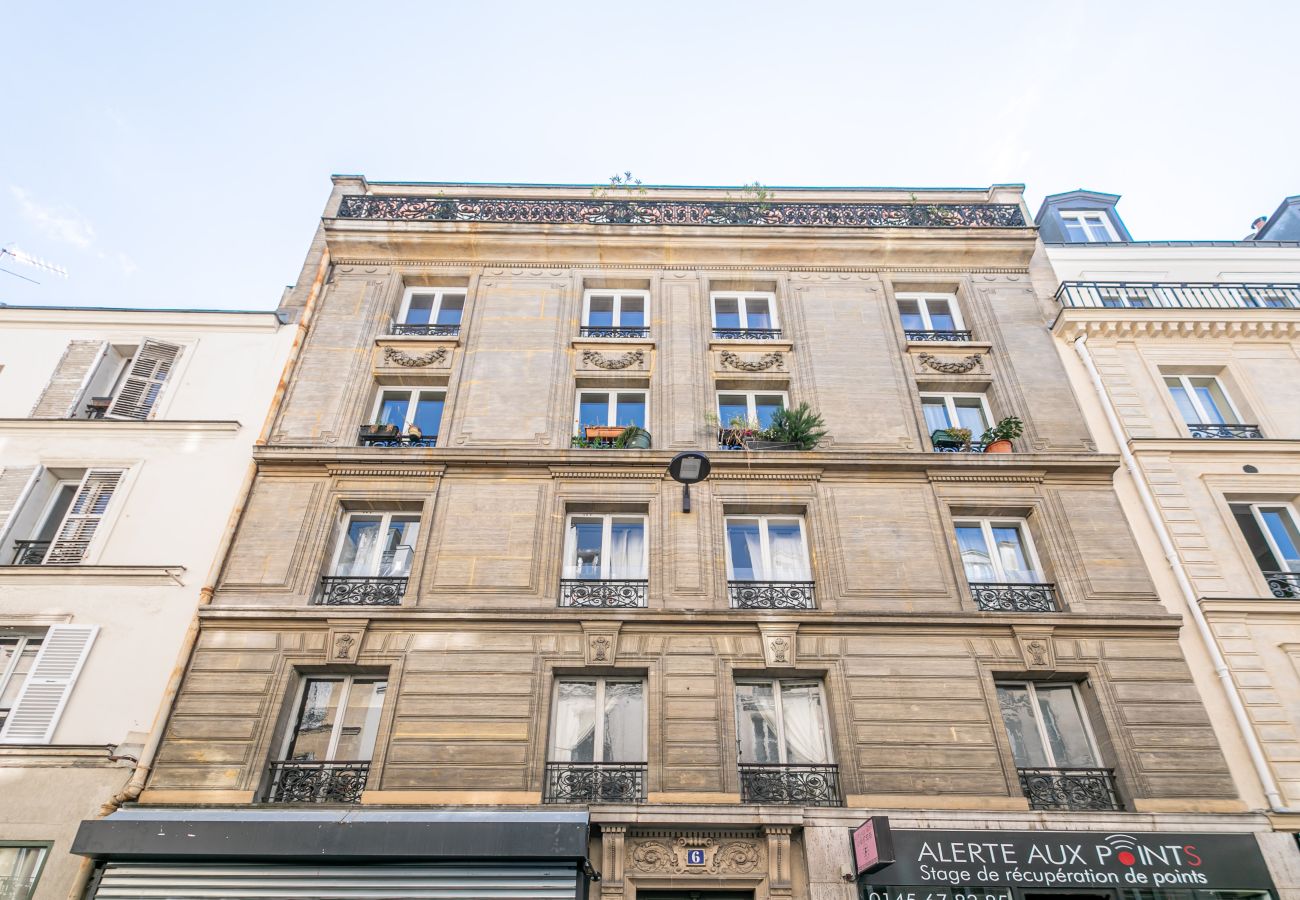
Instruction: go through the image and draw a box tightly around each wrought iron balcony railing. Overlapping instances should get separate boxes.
[1018,766,1122,811]
[390,323,461,337]
[559,578,647,608]
[1264,571,1300,599]
[970,582,1060,612]
[738,763,842,806]
[931,438,987,453]
[904,329,973,342]
[1056,281,1300,310]
[316,576,407,606]
[265,759,370,803]
[10,540,50,566]
[543,761,647,803]
[358,430,439,448]
[728,580,816,609]
[579,326,650,339]
[712,327,784,341]
[1186,423,1263,440]
[337,195,1027,229]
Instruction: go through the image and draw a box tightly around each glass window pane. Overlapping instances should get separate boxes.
[587,296,615,327]
[0,845,48,899]
[745,297,773,330]
[608,519,645,578]
[568,518,604,579]
[727,520,761,580]
[35,484,77,541]
[412,393,444,436]
[552,681,597,762]
[898,300,925,331]
[1260,508,1300,571]
[333,680,387,760]
[379,518,420,577]
[1164,378,1199,425]
[1086,220,1112,242]
[991,525,1035,582]
[926,299,956,331]
[615,394,646,429]
[378,392,411,429]
[997,684,1050,767]
[1190,378,1237,424]
[337,516,382,575]
[579,392,611,427]
[404,295,434,325]
[602,681,644,761]
[767,521,809,580]
[286,679,342,761]
[1233,505,1282,571]
[780,683,829,764]
[1062,219,1088,242]
[717,395,749,428]
[435,296,464,326]
[953,397,989,434]
[714,298,741,328]
[1035,685,1098,767]
[619,296,645,328]
[754,395,784,430]
[0,639,41,711]
[922,397,953,433]
[956,525,996,581]
[735,682,781,763]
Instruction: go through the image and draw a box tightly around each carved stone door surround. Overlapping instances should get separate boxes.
[599,824,799,900]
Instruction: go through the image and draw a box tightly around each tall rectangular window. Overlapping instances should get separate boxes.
[549,678,645,763]
[398,289,465,328]
[996,682,1101,769]
[897,293,964,334]
[717,391,787,431]
[921,393,991,437]
[575,390,647,430]
[725,516,810,581]
[712,292,779,335]
[372,389,445,437]
[1164,374,1241,426]
[564,514,646,580]
[954,519,1042,584]
[734,680,831,765]
[0,844,50,900]
[330,512,420,578]
[281,675,387,764]
[0,625,98,744]
[1233,502,1300,598]
[0,635,42,732]
[582,290,649,336]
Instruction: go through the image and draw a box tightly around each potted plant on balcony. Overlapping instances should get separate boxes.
[747,403,827,451]
[584,424,626,441]
[981,416,1024,454]
[932,426,973,451]
[359,421,400,443]
[614,425,652,449]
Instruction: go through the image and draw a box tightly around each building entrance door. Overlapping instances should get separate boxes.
[637,893,754,900]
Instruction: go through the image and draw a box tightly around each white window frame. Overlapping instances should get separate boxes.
[573,389,649,431]
[581,290,650,330]
[548,676,647,763]
[715,390,789,427]
[953,518,1045,583]
[279,674,387,762]
[1163,373,1243,426]
[996,680,1103,768]
[1059,210,1118,242]
[896,292,965,331]
[1238,503,1300,573]
[919,392,993,432]
[724,515,810,581]
[0,633,42,723]
[397,287,466,326]
[370,388,446,432]
[734,678,834,765]
[710,292,780,332]
[563,513,648,579]
[328,511,421,577]
[31,478,80,538]
[0,842,50,900]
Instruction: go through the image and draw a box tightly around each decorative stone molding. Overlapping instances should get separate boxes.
[582,349,645,370]
[326,620,368,663]
[758,623,798,667]
[383,346,447,368]
[1014,627,1056,670]
[720,350,785,372]
[918,352,983,374]
[763,825,795,899]
[582,621,623,666]
[1054,313,1300,343]
[625,833,763,875]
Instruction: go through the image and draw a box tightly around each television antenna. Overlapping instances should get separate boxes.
[0,244,69,284]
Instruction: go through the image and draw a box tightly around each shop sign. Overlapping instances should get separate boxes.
[853,817,897,875]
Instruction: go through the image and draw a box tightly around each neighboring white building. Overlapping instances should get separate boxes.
[0,305,293,900]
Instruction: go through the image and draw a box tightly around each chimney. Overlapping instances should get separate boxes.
[1246,215,1269,240]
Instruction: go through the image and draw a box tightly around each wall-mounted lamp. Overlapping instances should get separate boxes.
[667,451,711,513]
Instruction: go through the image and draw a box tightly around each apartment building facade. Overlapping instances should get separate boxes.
[71,180,1290,900]
[0,305,292,900]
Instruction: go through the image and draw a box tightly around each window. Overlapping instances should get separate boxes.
[564,514,646,580]
[101,339,182,420]
[712,292,779,335]
[0,844,50,900]
[3,468,125,567]
[582,290,649,336]
[549,678,645,764]
[716,391,786,431]
[575,390,647,430]
[1163,374,1241,426]
[330,512,420,578]
[897,292,964,334]
[372,389,445,436]
[734,680,832,765]
[397,288,465,329]
[0,625,98,744]
[0,636,42,732]
[1059,210,1117,243]
[921,393,991,438]
[280,675,387,763]
[1097,286,1153,308]
[725,516,811,582]
[1232,503,1300,597]
[954,519,1042,584]
[996,681,1102,770]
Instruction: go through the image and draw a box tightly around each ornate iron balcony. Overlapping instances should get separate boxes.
[543,761,647,803]
[1056,280,1300,310]
[738,763,842,806]
[265,759,370,803]
[1186,423,1263,439]
[1018,766,1122,811]
[728,580,816,609]
[970,582,1060,612]
[559,578,647,608]
[390,323,460,337]
[337,195,1026,229]
[316,576,407,606]
[579,326,650,339]
[1264,571,1300,599]
[904,329,973,342]
[712,327,783,341]
[932,441,987,453]
[358,430,439,448]
[10,540,50,566]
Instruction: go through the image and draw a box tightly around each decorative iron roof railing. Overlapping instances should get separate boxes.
[1056,281,1300,310]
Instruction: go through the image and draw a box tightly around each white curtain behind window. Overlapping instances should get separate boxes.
[780,683,829,764]
[609,520,645,578]
[768,522,809,580]
[551,682,596,762]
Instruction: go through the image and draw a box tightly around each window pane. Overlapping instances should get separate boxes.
[780,683,829,764]
[727,520,761,580]
[922,397,952,433]
[568,518,604,579]
[754,395,784,429]
[745,298,773,330]
[35,484,78,542]
[619,296,645,328]
[714,298,741,328]
[991,525,1035,582]
[378,518,420,577]
[1164,378,1199,425]
[579,392,611,427]
[587,296,615,327]
[378,392,411,428]
[927,299,957,331]
[1061,219,1088,242]
[996,684,1050,767]
[735,682,781,763]
[333,680,387,760]
[1035,685,1098,767]
[717,395,750,428]
[1260,508,1300,571]
[435,296,464,326]
[1191,378,1237,424]
[608,519,645,578]
[768,521,809,580]
[1233,506,1282,571]
[286,679,342,761]
[1085,220,1112,242]
[602,681,644,761]
[953,397,989,434]
[956,525,996,581]
[0,639,42,711]
[615,393,646,429]
[404,295,434,325]
[552,681,597,762]
[337,516,382,575]
[412,393,444,436]
[0,845,48,899]
[898,300,925,331]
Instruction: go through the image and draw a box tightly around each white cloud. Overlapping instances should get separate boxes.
[116,253,138,276]
[10,186,96,249]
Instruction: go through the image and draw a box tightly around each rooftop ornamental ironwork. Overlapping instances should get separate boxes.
[1056,281,1300,310]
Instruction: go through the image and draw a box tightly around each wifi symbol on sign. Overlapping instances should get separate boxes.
[1104,834,1139,866]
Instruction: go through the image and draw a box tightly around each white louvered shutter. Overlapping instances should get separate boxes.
[0,624,98,743]
[44,469,124,564]
[106,339,181,420]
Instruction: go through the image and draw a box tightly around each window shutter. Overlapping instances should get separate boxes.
[0,624,98,744]
[106,339,181,420]
[44,469,124,564]
[31,340,108,418]
[0,466,39,539]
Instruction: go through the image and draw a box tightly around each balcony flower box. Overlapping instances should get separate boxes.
[359,423,400,443]
[584,425,626,440]
[743,439,800,451]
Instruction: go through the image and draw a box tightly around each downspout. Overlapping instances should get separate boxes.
[1073,332,1300,814]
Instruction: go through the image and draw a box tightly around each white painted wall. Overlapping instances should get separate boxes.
[1046,243,1300,284]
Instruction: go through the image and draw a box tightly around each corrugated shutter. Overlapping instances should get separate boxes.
[0,466,39,539]
[106,339,181,420]
[94,863,580,899]
[32,340,108,418]
[45,469,124,564]
[0,624,98,744]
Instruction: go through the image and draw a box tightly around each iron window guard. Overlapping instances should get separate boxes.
[390,323,461,337]
[316,576,407,606]
[738,763,842,806]
[1186,423,1263,440]
[579,326,650,339]
[559,578,647,608]
[542,761,647,803]
[969,582,1060,612]
[1017,766,1122,811]
[10,540,50,566]
[1055,280,1300,310]
[358,430,439,448]
[728,580,816,610]
[711,327,784,341]
[1264,571,1300,599]
[264,759,370,804]
[904,329,973,342]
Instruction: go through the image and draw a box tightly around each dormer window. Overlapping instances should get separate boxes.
[1059,211,1117,243]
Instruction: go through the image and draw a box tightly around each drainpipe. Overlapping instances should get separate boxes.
[1073,333,1300,814]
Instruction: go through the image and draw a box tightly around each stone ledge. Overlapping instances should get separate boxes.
[0,565,186,585]
[0,419,241,436]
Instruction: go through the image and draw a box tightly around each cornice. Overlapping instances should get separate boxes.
[1198,597,1300,618]
[324,464,446,478]
[0,308,282,332]
[1129,438,1300,455]
[1053,309,1300,342]
[0,565,186,585]
[0,419,242,437]
[332,257,1031,275]
[927,471,1046,483]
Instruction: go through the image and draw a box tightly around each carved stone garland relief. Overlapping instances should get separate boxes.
[720,350,785,372]
[583,349,645,370]
[383,346,448,368]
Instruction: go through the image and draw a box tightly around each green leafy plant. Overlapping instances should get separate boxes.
[981,416,1024,445]
[591,171,647,198]
[943,426,973,450]
[760,403,827,450]
[613,425,652,449]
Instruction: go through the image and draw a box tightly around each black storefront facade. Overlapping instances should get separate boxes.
[72,808,592,899]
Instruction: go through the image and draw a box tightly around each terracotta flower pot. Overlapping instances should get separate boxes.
[983,439,1014,454]
[585,425,625,440]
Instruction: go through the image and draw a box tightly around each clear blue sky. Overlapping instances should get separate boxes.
[2,1,1296,310]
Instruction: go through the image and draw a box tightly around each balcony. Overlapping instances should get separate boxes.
[316,576,407,606]
[1018,766,1122,811]
[264,760,370,803]
[358,426,438,447]
[543,761,647,803]
[712,327,783,341]
[1056,281,1300,310]
[930,430,985,453]
[738,763,842,806]
[1265,571,1300,599]
[970,582,1060,612]
[579,326,650,339]
[728,581,816,610]
[10,540,50,566]
[390,323,460,337]
[1186,423,1263,440]
[905,329,973,342]
[559,578,647,608]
